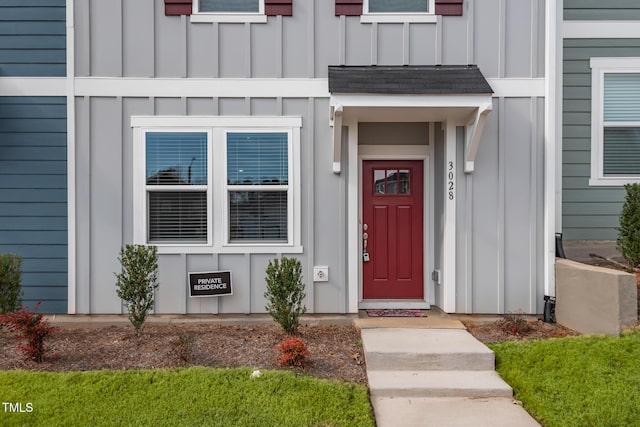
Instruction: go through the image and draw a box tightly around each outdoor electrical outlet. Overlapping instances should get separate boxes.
[313,266,329,282]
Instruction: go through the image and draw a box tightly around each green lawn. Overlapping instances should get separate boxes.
[0,367,374,427]
[491,330,640,427]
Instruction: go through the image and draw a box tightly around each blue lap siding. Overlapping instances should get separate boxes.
[0,97,67,313]
[0,0,66,77]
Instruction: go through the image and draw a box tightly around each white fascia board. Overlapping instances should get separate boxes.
[0,77,66,96]
[130,115,302,128]
[486,78,545,98]
[75,78,329,98]
[590,57,640,70]
[564,21,640,39]
[330,94,494,109]
[72,77,544,99]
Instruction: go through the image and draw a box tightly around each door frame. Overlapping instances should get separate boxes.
[357,143,434,309]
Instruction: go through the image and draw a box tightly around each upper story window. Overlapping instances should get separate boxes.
[590,58,640,186]
[132,116,302,254]
[362,0,436,23]
[192,0,267,23]
[199,0,261,13]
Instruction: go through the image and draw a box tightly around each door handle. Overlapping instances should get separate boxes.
[362,225,370,262]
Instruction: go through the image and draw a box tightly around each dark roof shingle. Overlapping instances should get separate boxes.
[328,65,493,95]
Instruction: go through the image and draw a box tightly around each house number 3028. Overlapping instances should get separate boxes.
[448,161,455,200]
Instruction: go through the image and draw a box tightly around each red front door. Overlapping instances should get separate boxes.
[362,160,424,299]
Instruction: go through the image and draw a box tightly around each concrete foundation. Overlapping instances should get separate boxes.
[555,258,637,336]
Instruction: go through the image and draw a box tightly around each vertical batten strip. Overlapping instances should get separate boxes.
[276,15,283,78]
[308,0,315,78]
[339,15,346,65]
[435,15,442,64]
[498,0,505,78]
[67,0,77,314]
[403,22,410,65]
[371,22,378,65]
[306,98,316,312]
[497,97,505,313]
[212,23,219,78]
[466,0,474,65]
[183,15,188,77]
[245,22,251,78]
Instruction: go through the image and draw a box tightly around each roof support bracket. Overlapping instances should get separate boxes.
[464,102,492,173]
[330,104,343,174]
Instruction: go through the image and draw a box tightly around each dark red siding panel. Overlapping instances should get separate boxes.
[336,0,363,16]
[435,0,463,16]
[165,0,192,16]
[265,0,292,16]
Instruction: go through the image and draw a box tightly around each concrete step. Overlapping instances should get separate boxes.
[361,328,495,371]
[371,397,541,427]
[368,370,513,398]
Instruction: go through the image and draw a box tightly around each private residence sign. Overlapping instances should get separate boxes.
[188,271,233,297]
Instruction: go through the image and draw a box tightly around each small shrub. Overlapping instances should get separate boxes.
[0,254,22,314]
[172,333,195,365]
[264,257,307,335]
[496,311,532,336]
[115,245,159,337]
[276,337,311,368]
[618,183,640,270]
[0,302,57,362]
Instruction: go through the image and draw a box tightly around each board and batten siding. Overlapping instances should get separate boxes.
[73,96,340,314]
[71,0,546,314]
[564,0,640,21]
[74,0,545,80]
[562,38,640,240]
[0,97,67,313]
[0,0,66,77]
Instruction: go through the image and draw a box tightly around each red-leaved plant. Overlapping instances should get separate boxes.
[0,302,57,362]
[276,336,311,368]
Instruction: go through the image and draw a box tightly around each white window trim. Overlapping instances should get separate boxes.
[361,0,437,24]
[221,128,294,248]
[136,127,213,247]
[191,0,267,23]
[132,116,303,254]
[589,57,640,186]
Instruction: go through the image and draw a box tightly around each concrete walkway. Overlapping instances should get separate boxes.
[355,315,540,426]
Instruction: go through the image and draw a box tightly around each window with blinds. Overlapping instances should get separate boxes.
[198,0,260,13]
[603,73,640,176]
[226,132,288,242]
[145,132,208,242]
[368,0,429,13]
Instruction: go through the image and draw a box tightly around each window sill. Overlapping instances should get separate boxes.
[190,13,268,23]
[360,13,438,24]
[155,245,303,255]
[589,177,640,187]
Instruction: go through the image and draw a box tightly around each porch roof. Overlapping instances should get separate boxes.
[328,65,493,174]
[328,65,493,95]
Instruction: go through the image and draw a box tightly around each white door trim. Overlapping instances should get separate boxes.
[356,144,433,309]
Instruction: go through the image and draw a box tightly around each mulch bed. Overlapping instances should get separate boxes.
[0,323,368,384]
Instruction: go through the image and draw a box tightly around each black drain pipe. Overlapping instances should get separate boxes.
[543,233,565,324]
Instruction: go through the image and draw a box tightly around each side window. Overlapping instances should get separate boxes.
[367,0,430,13]
[589,58,640,186]
[192,0,266,22]
[145,132,209,243]
[197,0,261,13]
[226,132,289,242]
